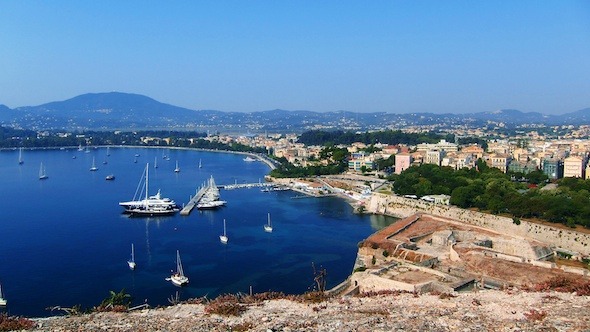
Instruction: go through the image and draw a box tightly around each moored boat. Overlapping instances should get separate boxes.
[119,163,179,216]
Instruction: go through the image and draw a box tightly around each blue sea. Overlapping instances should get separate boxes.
[0,147,396,317]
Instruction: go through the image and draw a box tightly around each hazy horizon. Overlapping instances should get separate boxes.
[1,1,589,115]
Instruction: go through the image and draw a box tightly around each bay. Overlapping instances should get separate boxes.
[0,147,395,317]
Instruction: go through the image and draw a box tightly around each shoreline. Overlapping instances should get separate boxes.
[2,145,278,170]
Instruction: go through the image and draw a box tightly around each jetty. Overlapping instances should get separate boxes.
[220,180,274,190]
[180,176,222,216]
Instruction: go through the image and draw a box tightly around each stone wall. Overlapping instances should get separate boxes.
[367,193,590,256]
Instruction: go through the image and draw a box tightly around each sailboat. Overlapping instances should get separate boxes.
[154,157,158,169]
[264,213,273,233]
[220,219,228,244]
[127,243,136,270]
[174,160,180,173]
[90,157,98,171]
[39,162,48,180]
[18,147,24,165]
[168,250,189,286]
[0,283,6,306]
[198,159,202,169]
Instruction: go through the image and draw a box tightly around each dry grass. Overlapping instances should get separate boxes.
[0,314,36,331]
[532,276,590,295]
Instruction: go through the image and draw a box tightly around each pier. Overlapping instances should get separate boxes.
[179,186,207,216]
[180,176,222,216]
[220,181,275,190]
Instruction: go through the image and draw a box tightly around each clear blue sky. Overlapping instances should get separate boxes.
[1,1,589,114]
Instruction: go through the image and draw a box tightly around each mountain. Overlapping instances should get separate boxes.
[561,108,590,125]
[0,92,588,132]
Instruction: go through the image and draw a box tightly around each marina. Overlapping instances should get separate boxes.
[0,147,395,317]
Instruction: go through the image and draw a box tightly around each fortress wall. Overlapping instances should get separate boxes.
[368,193,590,256]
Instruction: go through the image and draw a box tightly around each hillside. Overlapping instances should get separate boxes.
[31,290,589,331]
[1,92,589,132]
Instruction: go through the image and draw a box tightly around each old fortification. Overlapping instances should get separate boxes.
[367,193,590,256]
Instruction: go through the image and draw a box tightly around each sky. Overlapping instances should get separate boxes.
[1,1,589,114]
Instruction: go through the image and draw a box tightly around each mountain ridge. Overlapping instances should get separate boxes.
[0,92,588,131]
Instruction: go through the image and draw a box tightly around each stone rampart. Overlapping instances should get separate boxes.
[368,193,590,256]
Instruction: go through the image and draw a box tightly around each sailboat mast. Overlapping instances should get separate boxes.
[145,163,149,206]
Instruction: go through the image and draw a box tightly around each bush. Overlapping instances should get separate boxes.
[353,266,367,273]
[204,294,246,316]
[0,314,36,331]
[383,250,389,257]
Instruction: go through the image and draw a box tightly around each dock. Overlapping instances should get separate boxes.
[180,176,222,216]
[180,187,207,216]
[220,181,275,190]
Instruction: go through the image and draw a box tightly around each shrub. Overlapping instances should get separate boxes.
[204,294,246,316]
[0,314,36,331]
[354,266,367,273]
[383,250,389,257]
[524,309,547,321]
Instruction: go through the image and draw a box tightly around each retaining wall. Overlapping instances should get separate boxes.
[368,193,590,256]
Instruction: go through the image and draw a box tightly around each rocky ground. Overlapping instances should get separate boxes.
[31,290,590,332]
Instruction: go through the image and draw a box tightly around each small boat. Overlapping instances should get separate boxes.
[18,147,24,165]
[168,250,189,286]
[264,213,273,233]
[198,159,202,168]
[0,283,7,306]
[174,160,180,173]
[127,243,136,270]
[77,144,84,152]
[243,156,257,162]
[154,157,158,169]
[220,219,228,244]
[135,154,140,157]
[90,157,98,171]
[105,174,115,181]
[72,156,76,159]
[39,162,48,180]
[106,146,110,156]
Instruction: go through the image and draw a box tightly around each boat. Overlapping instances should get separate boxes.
[264,213,273,233]
[243,156,257,162]
[168,250,189,286]
[90,157,98,171]
[174,160,180,173]
[0,283,7,306]
[18,147,24,165]
[220,219,228,244]
[196,199,226,209]
[154,157,158,169]
[106,146,110,156]
[105,174,115,181]
[198,159,202,168]
[119,163,179,216]
[39,162,48,180]
[127,243,136,270]
[77,144,84,152]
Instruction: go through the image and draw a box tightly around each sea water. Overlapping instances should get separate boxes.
[0,147,396,317]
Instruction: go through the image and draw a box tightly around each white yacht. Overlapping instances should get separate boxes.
[119,163,179,216]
